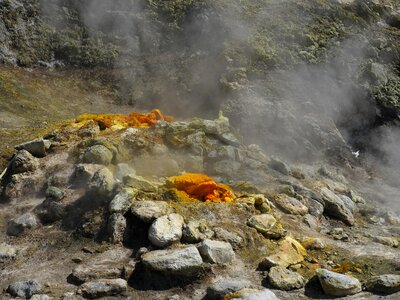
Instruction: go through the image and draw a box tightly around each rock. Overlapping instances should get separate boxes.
[261,237,307,269]
[319,187,355,226]
[142,246,203,277]
[31,295,50,300]
[301,238,325,250]
[368,62,388,85]
[267,266,305,290]
[384,212,400,225]
[308,199,324,217]
[227,288,279,300]
[365,274,400,294]
[247,214,285,239]
[207,145,236,160]
[7,212,38,236]
[316,268,362,296]
[303,214,319,229]
[15,139,51,157]
[11,150,39,174]
[74,164,103,183]
[198,239,235,265]
[70,265,122,284]
[82,145,113,166]
[373,236,399,248]
[274,194,308,215]
[148,214,184,247]
[109,188,136,214]
[107,213,126,244]
[62,292,84,299]
[219,132,241,147]
[213,227,243,249]
[268,157,290,175]
[114,163,135,182]
[45,186,65,201]
[123,175,158,192]
[131,200,171,223]
[77,278,127,299]
[0,243,17,263]
[89,167,115,196]
[7,280,42,298]
[207,278,253,300]
[340,195,358,213]
[182,219,214,243]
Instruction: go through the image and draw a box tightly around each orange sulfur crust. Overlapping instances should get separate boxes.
[76,109,173,129]
[167,173,235,203]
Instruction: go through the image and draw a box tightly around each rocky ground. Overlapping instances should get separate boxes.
[0,112,399,299]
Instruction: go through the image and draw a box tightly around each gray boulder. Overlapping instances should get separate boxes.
[82,145,113,166]
[0,243,17,263]
[148,214,184,247]
[267,266,305,290]
[319,188,355,226]
[213,227,243,249]
[7,212,38,236]
[11,150,39,174]
[77,278,127,299]
[247,214,285,239]
[15,139,51,157]
[207,278,253,300]
[131,200,171,223]
[365,274,400,294]
[109,188,136,214]
[316,268,362,296]
[182,219,214,243]
[198,239,235,265]
[7,280,42,298]
[89,167,115,196]
[274,195,308,215]
[142,246,203,277]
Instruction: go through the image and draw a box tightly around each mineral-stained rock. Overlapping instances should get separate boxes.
[77,278,127,299]
[0,243,17,263]
[227,288,279,300]
[10,150,39,174]
[109,188,136,214]
[123,175,158,192]
[142,246,203,277]
[89,167,115,196]
[148,213,184,247]
[7,212,38,236]
[70,265,122,284]
[301,238,325,250]
[198,239,235,265]
[207,278,253,300]
[365,274,400,294]
[107,213,126,244]
[15,138,51,158]
[182,219,214,243]
[213,227,243,249]
[131,200,171,223]
[274,194,308,215]
[7,280,42,298]
[319,187,355,226]
[82,145,113,166]
[247,214,285,239]
[260,237,307,269]
[316,268,362,296]
[267,266,305,290]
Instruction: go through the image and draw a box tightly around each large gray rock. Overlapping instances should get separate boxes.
[77,278,127,299]
[131,200,171,223]
[207,278,253,300]
[109,188,136,214]
[70,265,122,284]
[319,188,355,226]
[89,167,115,196]
[228,288,280,300]
[267,266,305,290]
[316,268,362,296]
[0,243,17,263]
[142,246,203,277]
[82,145,113,166]
[198,239,235,265]
[274,195,308,215]
[15,139,51,157]
[7,212,38,236]
[213,227,243,250]
[365,274,400,294]
[11,150,39,174]
[7,280,42,298]
[148,214,184,247]
[182,219,214,243]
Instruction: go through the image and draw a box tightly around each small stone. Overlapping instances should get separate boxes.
[142,246,203,278]
[82,145,113,166]
[228,288,279,300]
[7,213,38,236]
[198,239,235,265]
[213,227,243,249]
[131,200,171,223]
[45,186,65,201]
[107,213,126,244]
[274,194,308,215]
[316,268,362,296]
[11,150,39,174]
[373,236,399,248]
[301,238,325,250]
[7,280,42,298]
[268,157,290,175]
[207,278,253,300]
[72,257,83,263]
[148,214,184,247]
[123,175,158,192]
[15,139,51,157]
[77,278,127,299]
[365,274,400,294]
[0,243,17,263]
[267,266,305,290]
[182,220,214,243]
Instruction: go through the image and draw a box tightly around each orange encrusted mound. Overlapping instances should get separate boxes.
[167,173,235,203]
[76,109,173,129]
